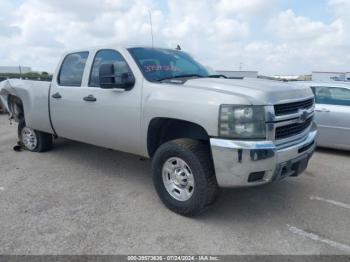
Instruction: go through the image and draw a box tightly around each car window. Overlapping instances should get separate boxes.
[58,52,89,86]
[312,86,350,106]
[89,49,132,87]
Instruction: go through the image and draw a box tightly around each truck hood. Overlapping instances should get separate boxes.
[182,78,314,105]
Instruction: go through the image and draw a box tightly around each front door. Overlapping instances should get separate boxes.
[312,86,350,149]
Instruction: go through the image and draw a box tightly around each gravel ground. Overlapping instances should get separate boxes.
[0,114,350,255]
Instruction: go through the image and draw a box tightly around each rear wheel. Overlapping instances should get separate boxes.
[152,139,219,216]
[18,119,53,152]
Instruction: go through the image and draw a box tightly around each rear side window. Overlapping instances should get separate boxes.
[89,49,132,87]
[312,86,350,106]
[58,52,89,86]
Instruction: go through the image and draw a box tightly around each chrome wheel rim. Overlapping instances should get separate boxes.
[162,157,194,202]
[21,127,37,151]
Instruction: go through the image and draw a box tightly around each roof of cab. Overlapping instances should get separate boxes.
[61,45,177,54]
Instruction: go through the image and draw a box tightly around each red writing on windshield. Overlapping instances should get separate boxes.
[144,65,181,72]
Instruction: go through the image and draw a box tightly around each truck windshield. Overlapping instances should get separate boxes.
[128,47,210,82]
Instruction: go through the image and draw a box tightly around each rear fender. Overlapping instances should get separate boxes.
[0,79,53,133]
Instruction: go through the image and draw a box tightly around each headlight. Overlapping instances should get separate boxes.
[219,105,266,139]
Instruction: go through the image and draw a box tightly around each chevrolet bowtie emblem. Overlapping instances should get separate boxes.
[298,109,309,122]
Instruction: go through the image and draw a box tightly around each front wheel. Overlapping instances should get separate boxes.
[152,139,219,216]
[18,119,53,152]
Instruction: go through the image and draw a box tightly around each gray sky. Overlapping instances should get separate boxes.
[0,0,349,75]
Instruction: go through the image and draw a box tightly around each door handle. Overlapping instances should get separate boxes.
[52,92,62,99]
[83,95,97,102]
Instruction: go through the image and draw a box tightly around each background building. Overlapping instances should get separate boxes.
[0,66,32,74]
[312,71,350,81]
[272,75,312,81]
[216,70,258,79]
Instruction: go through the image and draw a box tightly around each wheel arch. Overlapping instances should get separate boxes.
[147,117,210,157]
[7,94,25,122]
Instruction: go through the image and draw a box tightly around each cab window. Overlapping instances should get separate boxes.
[58,52,89,86]
[89,49,133,87]
[312,86,350,106]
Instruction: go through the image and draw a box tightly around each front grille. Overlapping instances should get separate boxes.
[274,98,314,116]
[275,117,313,140]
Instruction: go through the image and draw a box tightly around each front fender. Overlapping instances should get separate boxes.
[139,81,251,156]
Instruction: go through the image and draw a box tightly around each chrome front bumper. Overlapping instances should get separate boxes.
[210,124,317,188]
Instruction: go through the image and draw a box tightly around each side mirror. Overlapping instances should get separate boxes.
[99,63,135,90]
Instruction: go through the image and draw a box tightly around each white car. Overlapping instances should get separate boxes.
[297,81,350,150]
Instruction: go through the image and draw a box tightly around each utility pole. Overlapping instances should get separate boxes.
[239,62,243,71]
[19,65,22,79]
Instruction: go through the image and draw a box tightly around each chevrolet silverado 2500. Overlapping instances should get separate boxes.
[0,46,317,216]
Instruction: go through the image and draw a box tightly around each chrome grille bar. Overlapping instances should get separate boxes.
[274,98,314,116]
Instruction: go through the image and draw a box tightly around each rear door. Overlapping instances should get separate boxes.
[50,51,91,141]
[50,49,142,154]
[312,86,350,149]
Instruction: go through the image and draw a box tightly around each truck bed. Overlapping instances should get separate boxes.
[0,79,53,134]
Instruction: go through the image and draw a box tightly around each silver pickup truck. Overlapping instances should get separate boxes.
[0,46,317,216]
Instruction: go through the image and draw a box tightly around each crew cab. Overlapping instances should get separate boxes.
[0,46,317,216]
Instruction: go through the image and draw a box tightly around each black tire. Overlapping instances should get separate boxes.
[18,119,53,152]
[152,138,219,216]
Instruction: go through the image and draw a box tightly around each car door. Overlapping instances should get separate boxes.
[312,86,350,150]
[50,49,142,154]
[50,51,92,141]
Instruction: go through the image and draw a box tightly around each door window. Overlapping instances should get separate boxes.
[89,49,133,87]
[312,86,350,106]
[58,52,89,86]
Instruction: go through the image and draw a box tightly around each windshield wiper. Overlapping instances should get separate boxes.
[157,74,205,82]
[208,74,228,79]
